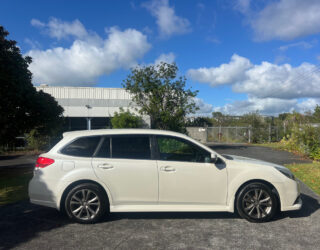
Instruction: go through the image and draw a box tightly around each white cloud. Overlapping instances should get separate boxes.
[235,0,320,41]
[31,18,89,40]
[27,19,151,86]
[188,54,252,86]
[24,38,41,49]
[215,97,320,115]
[188,54,320,99]
[154,52,175,65]
[214,97,297,115]
[234,62,320,99]
[193,97,214,116]
[31,19,45,28]
[143,0,191,37]
[297,98,320,113]
[190,53,320,115]
[278,40,317,52]
[234,0,251,14]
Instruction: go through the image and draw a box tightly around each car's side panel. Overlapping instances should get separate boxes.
[157,161,228,205]
[29,152,113,210]
[92,158,158,205]
[225,161,295,212]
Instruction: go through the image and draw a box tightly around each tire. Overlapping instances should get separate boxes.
[64,183,108,224]
[236,182,278,223]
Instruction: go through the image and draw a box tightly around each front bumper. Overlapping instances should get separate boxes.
[278,180,302,211]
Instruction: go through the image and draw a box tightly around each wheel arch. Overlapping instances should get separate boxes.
[59,179,110,212]
[232,179,281,212]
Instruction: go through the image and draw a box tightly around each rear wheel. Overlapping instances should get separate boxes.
[65,183,108,224]
[236,182,278,223]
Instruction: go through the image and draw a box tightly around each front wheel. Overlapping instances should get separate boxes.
[236,182,278,223]
[65,183,108,224]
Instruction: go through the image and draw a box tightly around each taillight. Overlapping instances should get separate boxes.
[35,157,55,168]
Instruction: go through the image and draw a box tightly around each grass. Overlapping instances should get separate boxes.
[285,162,320,196]
[0,168,33,206]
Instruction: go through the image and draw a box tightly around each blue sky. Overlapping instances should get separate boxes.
[2,0,320,116]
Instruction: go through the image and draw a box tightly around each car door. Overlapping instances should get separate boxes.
[156,135,227,205]
[91,135,158,205]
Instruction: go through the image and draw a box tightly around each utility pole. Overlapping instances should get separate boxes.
[85,104,92,130]
[268,124,271,143]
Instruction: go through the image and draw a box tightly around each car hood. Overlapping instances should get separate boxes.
[223,154,287,170]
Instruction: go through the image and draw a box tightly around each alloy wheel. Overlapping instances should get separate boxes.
[242,188,272,219]
[70,189,101,220]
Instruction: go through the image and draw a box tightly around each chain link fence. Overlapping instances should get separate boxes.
[187,126,284,144]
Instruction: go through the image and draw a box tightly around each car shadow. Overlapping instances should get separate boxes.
[0,201,70,249]
[104,211,238,222]
[1,192,319,248]
[102,193,320,223]
[0,155,23,161]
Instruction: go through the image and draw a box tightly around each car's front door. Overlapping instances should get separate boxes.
[156,136,227,205]
[91,135,158,205]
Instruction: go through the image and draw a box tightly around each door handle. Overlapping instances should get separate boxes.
[98,163,114,169]
[161,166,176,172]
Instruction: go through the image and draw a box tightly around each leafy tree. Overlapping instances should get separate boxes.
[186,117,212,127]
[0,25,63,147]
[123,62,198,133]
[111,108,143,128]
[313,105,320,122]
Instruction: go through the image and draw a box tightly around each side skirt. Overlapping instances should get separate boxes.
[110,204,232,213]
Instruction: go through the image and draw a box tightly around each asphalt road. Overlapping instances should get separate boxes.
[0,145,319,250]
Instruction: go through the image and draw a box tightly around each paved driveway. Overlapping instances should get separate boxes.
[0,145,319,250]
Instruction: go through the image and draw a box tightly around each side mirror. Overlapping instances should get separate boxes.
[211,153,218,163]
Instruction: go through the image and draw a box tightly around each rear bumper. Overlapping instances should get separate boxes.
[29,198,57,209]
[28,177,59,209]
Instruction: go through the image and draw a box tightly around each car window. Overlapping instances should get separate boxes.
[156,136,210,163]
[60,136,101,157]
[95,137,110,158]
[112,135,151,160]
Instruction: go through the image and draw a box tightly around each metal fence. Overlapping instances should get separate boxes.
[188,126,283,144]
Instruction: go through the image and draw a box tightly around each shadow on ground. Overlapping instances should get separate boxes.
[0,201,70,249]
[1,191,319,249]
[0,155,23,161]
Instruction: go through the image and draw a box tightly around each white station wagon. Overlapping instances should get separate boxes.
[29,129,302,223]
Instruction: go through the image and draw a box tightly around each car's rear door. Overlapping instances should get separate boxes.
[91,135,158,205]
[156,135,227,205]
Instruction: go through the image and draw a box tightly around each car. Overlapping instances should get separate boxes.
[28,129,302,223]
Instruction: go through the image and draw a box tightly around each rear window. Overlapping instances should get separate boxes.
[60,136,101,157]
[112,135,151,160]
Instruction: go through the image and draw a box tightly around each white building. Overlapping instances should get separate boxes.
[36,85,150,130]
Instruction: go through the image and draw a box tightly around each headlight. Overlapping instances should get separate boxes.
[274,166,295,180]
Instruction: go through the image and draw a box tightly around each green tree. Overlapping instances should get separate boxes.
[313,105,320,122]
[111,108,143,128]
[123,62,198,133]
[0,25,63,147]
[186,117,212,127]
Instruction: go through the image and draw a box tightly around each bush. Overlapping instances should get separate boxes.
[111,108,144,128]
[25,129,49,151]
[280,125,320,160]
